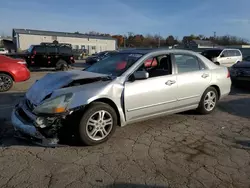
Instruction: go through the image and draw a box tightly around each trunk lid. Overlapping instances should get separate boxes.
[233,61,250,68]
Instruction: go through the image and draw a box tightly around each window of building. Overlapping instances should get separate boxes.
[92,46,96,50]
[51,36,57,41]
[74,45,79,50]
[174,54,200,73]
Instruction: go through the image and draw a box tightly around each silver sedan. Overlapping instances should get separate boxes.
[11,49,231,146]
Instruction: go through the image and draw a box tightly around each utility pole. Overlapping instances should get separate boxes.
[123,35,126,48]
[158,32,161,48]
[213,31,216,48]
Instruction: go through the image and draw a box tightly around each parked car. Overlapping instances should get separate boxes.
[230,60,250,88]
[86,51,118,64]
[0,55,30,92]
[7,43,75,70]
[12,49,231,146]
[0,48,8,54]
[201,48,242,67]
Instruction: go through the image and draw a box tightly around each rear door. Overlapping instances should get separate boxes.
[46,46,58,67]
[232,50,242,64]
[32,46,47,67]
[174,53,211,107]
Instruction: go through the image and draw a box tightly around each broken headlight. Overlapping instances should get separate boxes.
[33,93,73,114]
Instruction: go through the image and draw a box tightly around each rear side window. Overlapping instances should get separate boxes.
[228,50,235,57]
[46,46,57,54]
[175,54,201,73]
[234,50,241,56]
[33,46,46,54]
[59,46,72,54]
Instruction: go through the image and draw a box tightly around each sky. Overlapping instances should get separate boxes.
[0,0,250,40]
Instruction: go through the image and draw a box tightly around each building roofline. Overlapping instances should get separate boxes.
[13,28,115,40]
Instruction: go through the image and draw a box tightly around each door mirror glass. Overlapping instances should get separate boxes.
[133,70,149,80]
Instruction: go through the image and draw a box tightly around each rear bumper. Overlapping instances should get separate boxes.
[231,76,250,88]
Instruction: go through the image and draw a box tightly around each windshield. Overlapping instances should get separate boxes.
[85,53,143,77]
[201,50,222,58]
[27,45,34,53]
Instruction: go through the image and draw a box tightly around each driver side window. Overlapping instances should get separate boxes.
[137,54,172,78]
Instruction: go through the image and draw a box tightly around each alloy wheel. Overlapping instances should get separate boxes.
[0,75,12,92]
[86,110,113,141]
[204,91,216,111]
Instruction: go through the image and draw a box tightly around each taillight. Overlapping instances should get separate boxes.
[33,50,36,55]
[70,56,74,60]
[227,69,230,78]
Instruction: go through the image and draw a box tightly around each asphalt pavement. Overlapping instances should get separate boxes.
[0,65,250,188]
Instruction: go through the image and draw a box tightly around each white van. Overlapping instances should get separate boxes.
[201,49,242,67]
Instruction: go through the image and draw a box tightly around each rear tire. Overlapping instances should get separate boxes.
[56,60,68,71]
[0,73,13,92]
[197,87,218,114]
[78,102,117,146]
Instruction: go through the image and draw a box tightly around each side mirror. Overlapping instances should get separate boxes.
[133,71,149,80]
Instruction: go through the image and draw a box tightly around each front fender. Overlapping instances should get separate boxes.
[53,81,126,126]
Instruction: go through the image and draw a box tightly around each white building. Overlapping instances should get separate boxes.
[12,29,117,54]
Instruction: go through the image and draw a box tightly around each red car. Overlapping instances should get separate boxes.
[0,55,30,92]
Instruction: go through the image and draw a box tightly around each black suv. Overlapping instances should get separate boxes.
[10,43,75,70]
[86,51,118,64]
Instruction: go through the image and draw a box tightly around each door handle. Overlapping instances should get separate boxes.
[201,73,209,78]
[165,80,176,86]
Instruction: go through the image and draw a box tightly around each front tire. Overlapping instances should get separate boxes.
[78,102,117,146]
[197,87,218,114]
[0,73,13,92]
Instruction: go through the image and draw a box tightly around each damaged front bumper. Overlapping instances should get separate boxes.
[11,100,61,147]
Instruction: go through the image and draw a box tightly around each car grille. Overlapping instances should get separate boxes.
[17,108,32,122]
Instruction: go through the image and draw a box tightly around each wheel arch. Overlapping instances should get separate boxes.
[88,98,122,126]
[0,71,15,81]
[208,85,221,99]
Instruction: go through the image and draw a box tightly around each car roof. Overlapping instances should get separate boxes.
[118,48,198,55]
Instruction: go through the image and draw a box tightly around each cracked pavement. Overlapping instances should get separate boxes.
[0,71,250,188]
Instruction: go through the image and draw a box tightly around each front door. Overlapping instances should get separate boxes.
[173,54,211,107]
[33,46,47,67]
[124,55,178,121]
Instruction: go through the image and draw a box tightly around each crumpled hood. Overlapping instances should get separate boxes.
[26,70,108,105]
